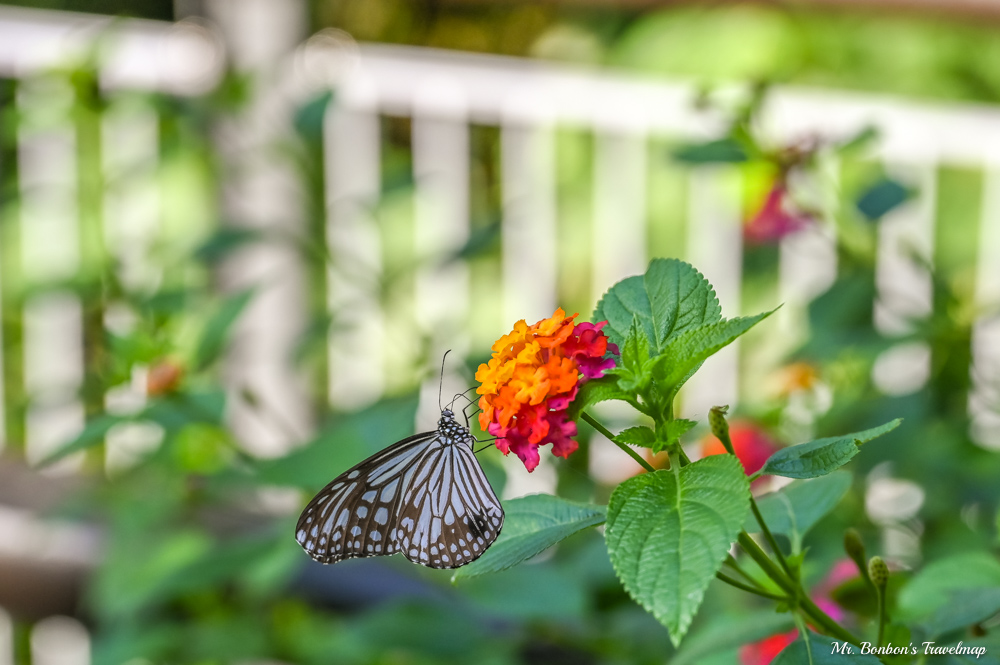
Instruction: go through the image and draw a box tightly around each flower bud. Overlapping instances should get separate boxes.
[843,528,868,573]
[709,406,732,453]
[868,556,889,589]
[147,359,184,396]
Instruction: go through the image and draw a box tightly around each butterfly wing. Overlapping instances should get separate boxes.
[295,431,504,569]
[396,437,504,568]
[295,431,437,565]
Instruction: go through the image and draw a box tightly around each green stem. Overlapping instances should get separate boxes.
[738,532,864,648]
[581,411,655,474]
[715,572,788,601]
[724,554,763,587]
[749,497,795,580]
[876,584,886,648]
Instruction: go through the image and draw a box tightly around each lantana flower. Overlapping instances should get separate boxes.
[476,308,618,472]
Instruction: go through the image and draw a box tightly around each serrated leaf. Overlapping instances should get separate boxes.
[568,375,634,420]
[655,419,698,453]
[745,472,852,543]
[593,259,721,355]
[195,289,255,370]
[773,630,881,664]
[621,315,650,374]
[653,310,776,396]
[452,495,605,580]
[759,419,901,479]
[614,426,656,447]
[605,455,750,646]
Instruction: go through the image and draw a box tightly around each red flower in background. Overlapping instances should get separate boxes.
[740,630,799,665]
[701,421,780,477]
[476,308,617,472]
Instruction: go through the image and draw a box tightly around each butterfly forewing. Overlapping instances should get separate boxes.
[295,411,504,569]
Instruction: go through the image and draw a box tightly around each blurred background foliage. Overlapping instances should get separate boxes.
[1,1,1000,665]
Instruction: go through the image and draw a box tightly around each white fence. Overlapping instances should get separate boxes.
[4,3,1000,662]
[317,39,1000,446]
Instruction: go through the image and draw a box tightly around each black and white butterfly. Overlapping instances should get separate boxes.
[295,405,504,569]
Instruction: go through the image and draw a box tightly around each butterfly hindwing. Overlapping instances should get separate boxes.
[295,411,504,569]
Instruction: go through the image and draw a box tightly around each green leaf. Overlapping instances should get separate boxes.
[452,494,605,581]
[898,552,1000,620]
[593,258,721,354]
[920,587,1000,637]
[254,396,420,489]
[672,138,748,164]
[568,375,634,420]
[39,413,125,466]
[614,426,657,447]
[856,178,912,221]
[615,317,651,393]
[672,612,795,665]
[758,419,902,479]
[745,472,852,542]
[605,455,750,646]
[195,289,255,370]
[621,316,649,370]
[656,419,698,453]
[773,630,882,664]
[653,310,776,395]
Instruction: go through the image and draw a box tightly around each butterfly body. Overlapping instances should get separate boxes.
[295,408,504,569]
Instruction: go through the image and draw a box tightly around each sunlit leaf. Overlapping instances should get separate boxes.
[605,455,750,646]
[452,494,605,580]
[594,258,722,354]
[745,472,852,541]
[758,419,901,479]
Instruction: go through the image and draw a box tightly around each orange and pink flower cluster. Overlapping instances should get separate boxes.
[476,308,617,472]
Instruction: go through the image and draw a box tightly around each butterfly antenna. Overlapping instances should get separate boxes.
[438,350,451,412]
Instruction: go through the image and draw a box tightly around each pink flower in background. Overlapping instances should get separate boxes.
[745,181,810,244]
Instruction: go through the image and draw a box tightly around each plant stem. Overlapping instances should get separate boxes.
[581,411,656,474]
[738,532,863,648]
[749,497,795,580]
[715,572,788,601]
[876,584,886,648]
[724,554,763,587]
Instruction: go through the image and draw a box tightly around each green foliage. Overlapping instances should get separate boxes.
[605,455,751,645]
[897,552,1000,621]
[758,419,902,479]
[671,612,795,665]
[195,289,255,369]
[773,631,882,664]
[593,258,772,429]
[856,178,912,220]
[452,494,606,580]
[746,472,852,544]
[594,258,722,354]
[671,138,749,164]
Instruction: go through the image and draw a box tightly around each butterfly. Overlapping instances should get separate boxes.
[295,405,504,569]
